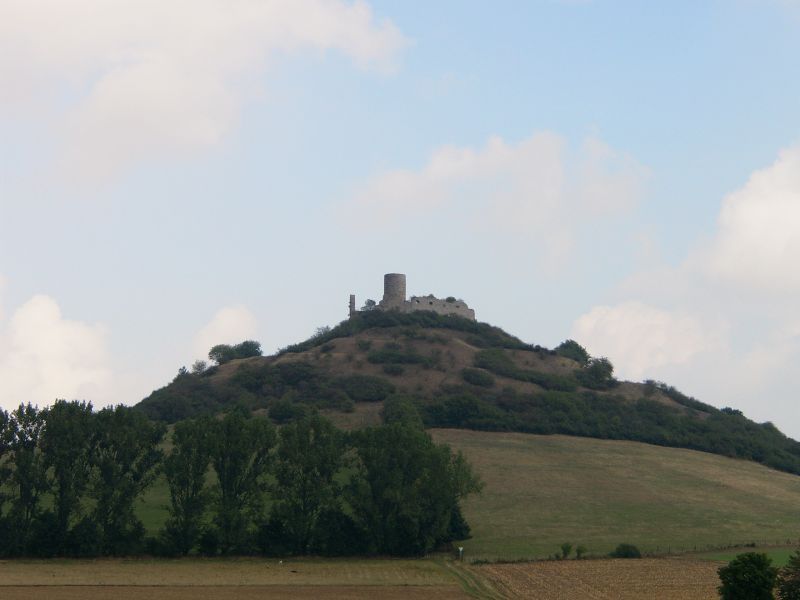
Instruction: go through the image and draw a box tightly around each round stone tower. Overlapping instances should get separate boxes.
[382,273,406,307]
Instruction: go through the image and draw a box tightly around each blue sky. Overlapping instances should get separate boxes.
[2,1,800,435]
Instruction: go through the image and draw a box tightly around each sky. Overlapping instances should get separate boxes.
[2,1,800,435]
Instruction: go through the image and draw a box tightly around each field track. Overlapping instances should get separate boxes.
[474,557,722,599]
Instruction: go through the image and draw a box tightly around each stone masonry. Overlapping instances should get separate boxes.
[350,273,476,321]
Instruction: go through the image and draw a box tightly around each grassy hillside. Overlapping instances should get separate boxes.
[137,311,800,475]
[431,429,800,561]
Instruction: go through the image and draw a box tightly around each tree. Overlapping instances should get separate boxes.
[40,400,95,555]
[4,404,48,555]
[191,360,208,375]
[270,414,344,554]
[361,299,377,311]
[718,552,777,600]
[89,406,165,555]
[347,423,482,555]
[161,417,213,555]
[381,396,424,429]
[209,344,237,365]
[209,410,275,554]
[555,340,590,365]
[577,357,617,390]
[234,340,262,359]
[778,548,800,600]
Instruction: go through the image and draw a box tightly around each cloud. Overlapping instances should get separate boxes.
[346,132,648,267]
[0,294,112,411]
[0,0,408,180]
[705,145,800,293]
[192,305,258,360]
[571,301,727,381]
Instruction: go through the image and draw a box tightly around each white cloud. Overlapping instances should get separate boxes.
[0,294,112,411]
[0,0,408,179]
[571,301,727,381]
[192,305,258,360]
[346,132,648,267]
[705,145,800,292]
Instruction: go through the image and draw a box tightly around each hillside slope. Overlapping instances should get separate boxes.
[431,429,800,560]
[137,311,800,475]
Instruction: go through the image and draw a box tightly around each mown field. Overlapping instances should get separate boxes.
[0,558,471,600]
[430,429,800,560]
[473,557,723,599]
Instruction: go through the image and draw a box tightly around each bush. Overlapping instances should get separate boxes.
[382,364,405,376]
[269,399,306,424]
[555,340,590,365]
[609,543,641,558]
[461,368,495,388]
[718,552,777,600]
[335,375,395,402]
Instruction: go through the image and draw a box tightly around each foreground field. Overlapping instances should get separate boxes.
[0,558,470,600]
[474,557,722,600]
[431,429,800,560]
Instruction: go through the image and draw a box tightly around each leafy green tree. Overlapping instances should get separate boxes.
[270,414,344,554]
[718,552,777,600]
[191,360,208,375]
[209,344,237,365]
[89,406,165,555]
[5,404,48,555]
[777,548,800,599]
[610,543,641,558]
[555,340,590,365]
[209,410,275,554]
[161,417,213,555]
[40,400,95,554]
[234,340,262,358]
[347,423,482,555]
[576,357,617,390]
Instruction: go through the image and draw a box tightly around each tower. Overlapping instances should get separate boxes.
[349,294,356,317]
[382,273,406,307]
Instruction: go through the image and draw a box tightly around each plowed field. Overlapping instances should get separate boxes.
[475,558,722,599]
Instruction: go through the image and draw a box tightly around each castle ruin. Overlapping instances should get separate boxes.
[349,273,476,321]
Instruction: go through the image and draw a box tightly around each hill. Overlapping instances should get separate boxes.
[431,429,800,560]
[137,310,800,475]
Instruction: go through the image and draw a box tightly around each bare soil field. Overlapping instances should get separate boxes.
[474,557,722,599]
[0,558,469,600]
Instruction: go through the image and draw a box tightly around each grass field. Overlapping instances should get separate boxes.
[430,429,800,560]
[693,545,797,567]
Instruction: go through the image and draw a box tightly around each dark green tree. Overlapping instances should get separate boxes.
[718,552,777,600]
[88,406,165,555]
[208,344,237,365]
[576,357,617,390]
[347,423,482,555]
[40,400,95,554]
[777,548,800,600]
[5,404,48,555]
[270,414,343,554]
[555,339,590,365]
[161,417,213,555]
[209,410,275,554]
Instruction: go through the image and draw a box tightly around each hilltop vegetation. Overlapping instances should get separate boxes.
[138,311,800,477]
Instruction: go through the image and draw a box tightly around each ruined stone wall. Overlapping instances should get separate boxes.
[406,296,476,320]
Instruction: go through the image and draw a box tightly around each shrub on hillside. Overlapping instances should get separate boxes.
[335,375,395,402]
[778,548,800,600]
[555,340,590,365]
[382,364,404,376]
[609,543,641,558]
[461,368,495,388]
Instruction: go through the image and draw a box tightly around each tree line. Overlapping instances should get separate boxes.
[0,400,480,557]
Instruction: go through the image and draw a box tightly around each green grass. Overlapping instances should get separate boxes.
[430,429,800,561]
[693,546,798,567]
